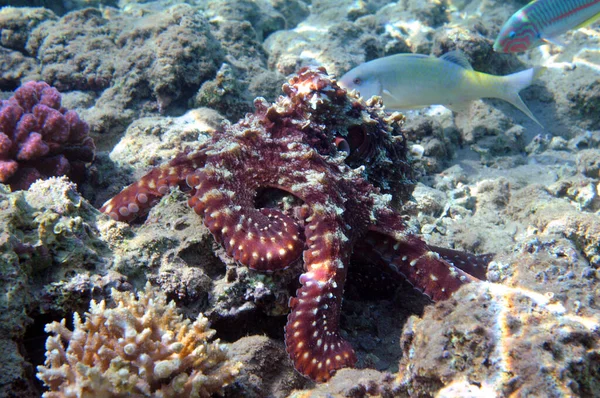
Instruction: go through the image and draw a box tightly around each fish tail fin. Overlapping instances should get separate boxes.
[499,66,545,128]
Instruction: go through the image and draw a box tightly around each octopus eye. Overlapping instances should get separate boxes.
[333,125,368,162]
[353,77,362,85]
[334,137,350,157]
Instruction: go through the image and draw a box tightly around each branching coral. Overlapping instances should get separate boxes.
[36,282,241,398]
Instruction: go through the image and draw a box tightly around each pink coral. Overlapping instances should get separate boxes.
[0,81,95,190]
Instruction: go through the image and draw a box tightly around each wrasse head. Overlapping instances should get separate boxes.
[494,11,538,53]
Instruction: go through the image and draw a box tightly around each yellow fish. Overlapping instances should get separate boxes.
[339,51,543,127]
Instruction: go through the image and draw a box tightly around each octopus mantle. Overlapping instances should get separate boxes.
[101,67,491,382]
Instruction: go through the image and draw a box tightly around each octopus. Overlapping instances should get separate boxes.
[100,67,492,382]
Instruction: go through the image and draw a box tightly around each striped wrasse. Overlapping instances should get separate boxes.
[494,0,600,53]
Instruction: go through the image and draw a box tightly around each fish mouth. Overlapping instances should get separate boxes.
[492,41,503,52]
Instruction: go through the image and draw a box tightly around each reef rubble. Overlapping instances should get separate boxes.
[0,0,599,396]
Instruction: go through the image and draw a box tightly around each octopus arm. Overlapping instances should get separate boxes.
[186,161,304,272]
[427,245,492,281]
[100,151,207,222]
[360,232,479,301]
[285,213,357,382]
[365,209,489,301]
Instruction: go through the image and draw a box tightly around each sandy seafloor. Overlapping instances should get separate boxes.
[0,0,599,396]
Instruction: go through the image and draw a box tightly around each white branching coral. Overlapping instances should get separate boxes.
[37,282,241,398]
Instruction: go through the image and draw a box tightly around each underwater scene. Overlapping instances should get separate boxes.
[0,0,599,396]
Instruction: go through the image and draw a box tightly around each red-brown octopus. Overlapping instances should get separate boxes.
[100,67,491,382]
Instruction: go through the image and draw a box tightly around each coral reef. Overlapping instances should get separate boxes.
[203,0,286,42]
[0,7,50,86]
[567,79,600,130]
[193,3,287,121]
[2,0,600,395]
[287,368,393,397]
[1,0,597,156]
[192,63,254,121]
[0,7,55,53]
[0,4,226,140]
[290,281,599,397]
[0,3,286,144]
[0,177,115,397]
[224,335,307,397]
[264,19,383,77]
[0,81,94,190]
[27,5,222,106]
[37,282,241,397]
[100,66,492,381]
[395,282,600,397]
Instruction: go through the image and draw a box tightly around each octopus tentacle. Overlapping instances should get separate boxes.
[100,151,208,222]
[359,232,478,301]
[285,210,357,382]
[186,162,304,272]
[362,209,481,301]
[427,245,492,280]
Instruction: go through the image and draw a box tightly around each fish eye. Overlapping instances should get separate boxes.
[509,31,516,39]
[353,77,362,85]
